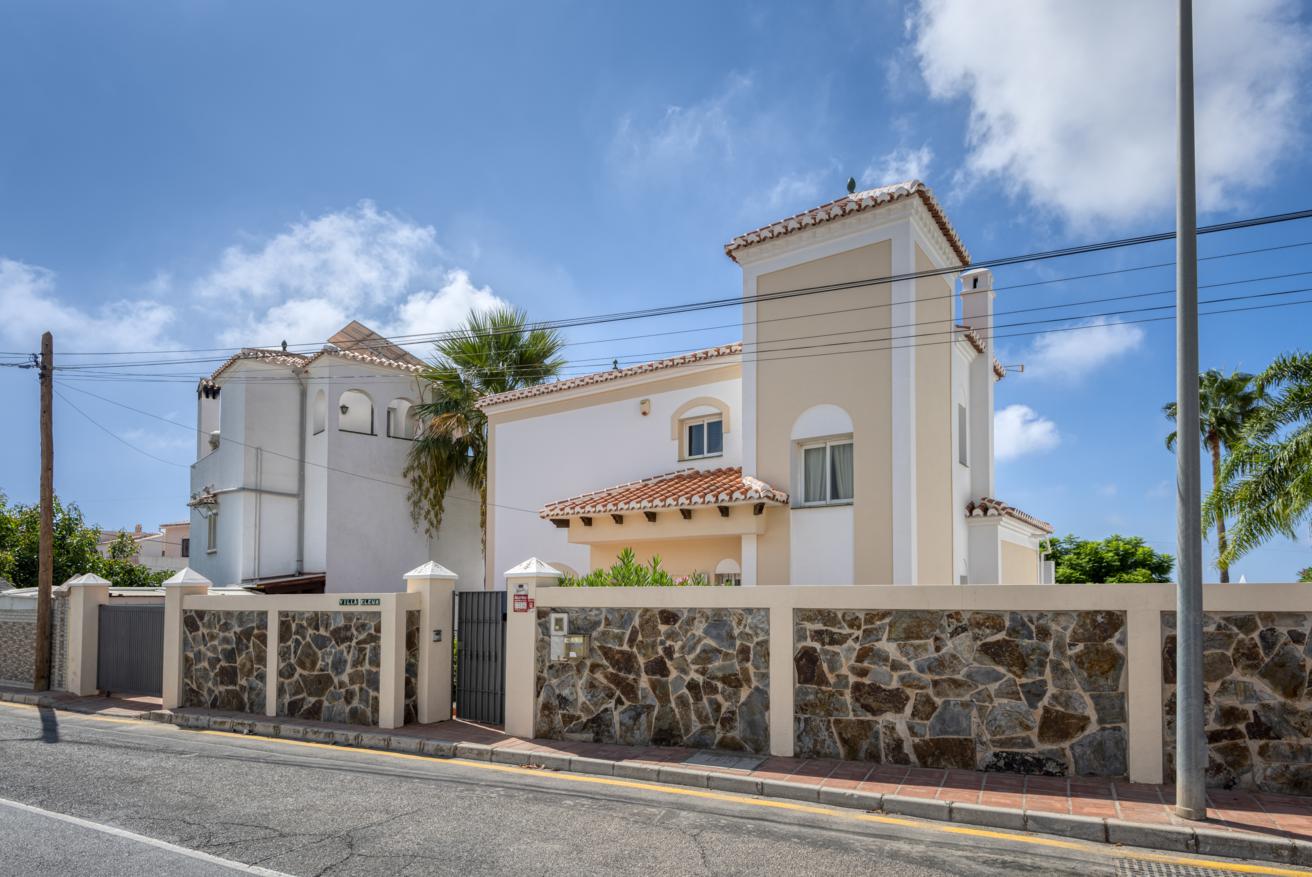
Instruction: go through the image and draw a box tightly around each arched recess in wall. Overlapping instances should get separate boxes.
[386,398,418,439]
[338,389,374,435]
[791,404,855,506]
[714,558,741,586]
[312,389,326,435]
[669,396,732,440]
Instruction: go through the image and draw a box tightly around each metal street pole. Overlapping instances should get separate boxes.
[1174,0,1206,821]
[34,331,54,692]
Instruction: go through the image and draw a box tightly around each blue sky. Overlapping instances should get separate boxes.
[1,1,1310,581]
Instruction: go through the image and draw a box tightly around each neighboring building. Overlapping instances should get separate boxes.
[188,321,482,593]
[483,181,1052,588]
[95,521,191,572]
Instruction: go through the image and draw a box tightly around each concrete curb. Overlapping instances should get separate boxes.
[13,698,1308,870]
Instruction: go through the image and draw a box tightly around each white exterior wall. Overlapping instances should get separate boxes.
[951,343,974,584]
[189,355,483,593]
[491,376,742,589]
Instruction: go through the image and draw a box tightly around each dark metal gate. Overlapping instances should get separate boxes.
[453,591,506,725]
[97,603,164,696]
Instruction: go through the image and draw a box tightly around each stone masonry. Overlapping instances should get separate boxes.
[535,607,770,753]
[277,611,381,726]
[794,609,1129,776]
[181,609,267,713]
[1163,611,1312,795]
[0,611,35,685]
[404,609,419,726]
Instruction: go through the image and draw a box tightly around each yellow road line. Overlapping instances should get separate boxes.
[2,700,1306,877]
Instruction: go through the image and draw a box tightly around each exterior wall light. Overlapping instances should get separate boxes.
[340,404,350,415]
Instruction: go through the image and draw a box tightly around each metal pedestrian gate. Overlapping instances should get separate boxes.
[97,603,165,696]
[453,590,506,725]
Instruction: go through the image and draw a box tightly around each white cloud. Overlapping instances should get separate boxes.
[863,145,934,186]
[1021,317,1145,383]
[1096,483,1118,498]
[609,75,752,182]
[911,0,1308,226]
[763,170,828,211]
[380,270,506,340]
[995,403,1060,462]
[0,258,174,351]
[205,202,506,348]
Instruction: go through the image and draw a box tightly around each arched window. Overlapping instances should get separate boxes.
[791,404,854,506]
[337,389,374,435]
[671,396,731,461]
[714,558,741,587]
[312,389,326,435]
[386,398,418,439]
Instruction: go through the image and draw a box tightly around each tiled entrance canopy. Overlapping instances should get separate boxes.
[540,467,788,519]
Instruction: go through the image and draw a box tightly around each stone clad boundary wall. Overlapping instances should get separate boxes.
[506,582,1312,792]
[163,573,453,730]
[0,589,69,689]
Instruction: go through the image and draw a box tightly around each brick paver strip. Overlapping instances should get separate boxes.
[6,687,1312,867]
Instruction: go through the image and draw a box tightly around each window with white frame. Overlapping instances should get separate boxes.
[206,513,218,554]
[683,415,723,459]
[800,439,854,505]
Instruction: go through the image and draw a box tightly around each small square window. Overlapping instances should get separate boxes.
[800,439,854,505]
[683,416,723,460]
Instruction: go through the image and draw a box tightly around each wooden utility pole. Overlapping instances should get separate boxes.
[33,331,53,691]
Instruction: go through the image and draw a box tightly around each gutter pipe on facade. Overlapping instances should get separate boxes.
[294,368,307,576]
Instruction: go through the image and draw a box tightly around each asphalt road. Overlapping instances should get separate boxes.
[0,702,1290,877]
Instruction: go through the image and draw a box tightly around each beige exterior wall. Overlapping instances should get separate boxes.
[914,244,956,585]
[1001,540,1040,585]
[588,537,740,579]
[753,240,894,585]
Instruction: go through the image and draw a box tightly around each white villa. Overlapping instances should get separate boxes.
[188,322,483,593]
[95,521,191,572]
[482,181,1053,588]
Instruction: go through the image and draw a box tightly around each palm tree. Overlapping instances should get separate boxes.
[405,306,565,545]
[1206,352,1312,568]
[1164,369,1263,582]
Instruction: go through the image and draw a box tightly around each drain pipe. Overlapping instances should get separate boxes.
[294,368,307,575]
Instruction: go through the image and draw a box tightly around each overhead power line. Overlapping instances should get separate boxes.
[10,208,1312,363]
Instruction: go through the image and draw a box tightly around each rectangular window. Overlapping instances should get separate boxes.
[181,538,190,558]
[206,514,218,554]
[801,440,854,505]
[684,416,723,459]
[958,403,969,467]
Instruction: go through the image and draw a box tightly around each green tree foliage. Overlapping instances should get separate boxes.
[406,306,566,544]
[559,548,711,587]
[1207,352,1312,566]
[0,493,170,588]
[1045,534,1174,584]
[1164,369,1263,582]
[1297,566,1312,583]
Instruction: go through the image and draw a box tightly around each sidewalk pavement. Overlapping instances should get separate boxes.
[4,686,1310,868]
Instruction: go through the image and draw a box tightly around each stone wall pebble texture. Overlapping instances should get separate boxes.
[404,609,419,726]
[277,611,381,726]
[535,607,770,753]
[0,612,35,685]
[1163,611,1312,795]
[181,609,267,713]
[793,609,1129,776]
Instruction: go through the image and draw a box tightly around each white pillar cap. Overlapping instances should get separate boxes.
[66,572,111,587]
[404,561,458,581]
[163,566,213,587]
[504,557,563,578]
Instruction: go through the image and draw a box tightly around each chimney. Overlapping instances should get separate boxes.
[134,523,143,535]
[959,268,996,500]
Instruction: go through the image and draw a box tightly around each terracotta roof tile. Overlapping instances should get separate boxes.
[725,180,969,265]
[479,343,742,409]
[965,496,1053,534]
[202,321,426,385]
[541,467,788,518]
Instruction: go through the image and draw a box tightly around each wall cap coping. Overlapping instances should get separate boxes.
[504,558,563,578]
[163,567,212,587]
[404,561,458,581]
[66,573,111,587]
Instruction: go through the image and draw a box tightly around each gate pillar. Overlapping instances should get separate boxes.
[161,567,212,710]
[64,574,111,696]
[503,558,562,739]
[404,562,458,725]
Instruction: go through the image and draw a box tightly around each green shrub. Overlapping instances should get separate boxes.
[559,548,713,587]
